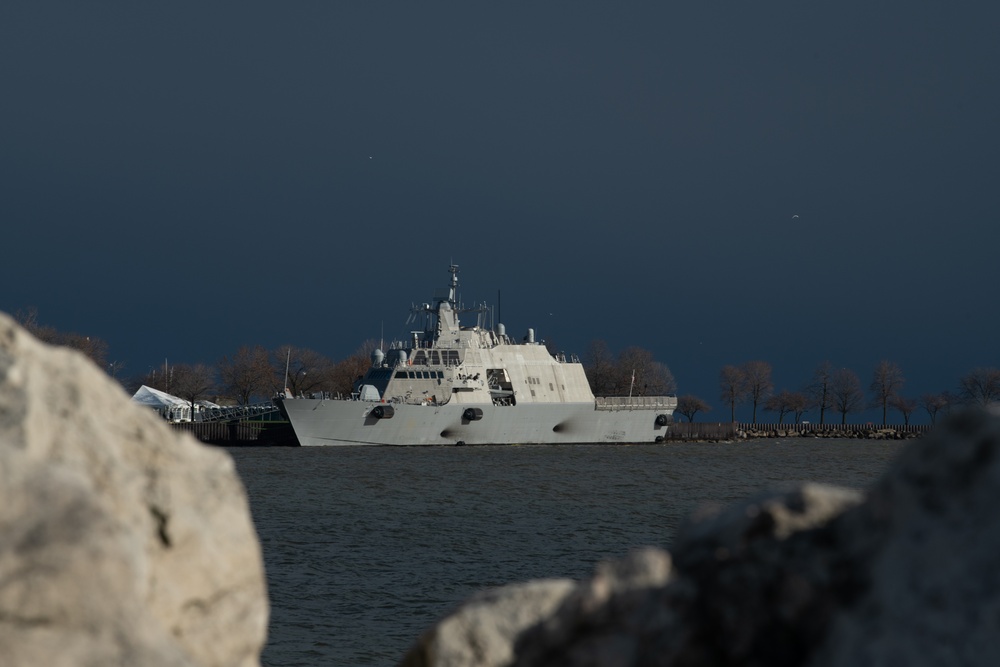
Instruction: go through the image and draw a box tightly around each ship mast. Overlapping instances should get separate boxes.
[434,264,461,339]
[447,264,459,304]
[406,265,469,348]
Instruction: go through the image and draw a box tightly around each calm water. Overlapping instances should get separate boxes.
[228,439,908,667]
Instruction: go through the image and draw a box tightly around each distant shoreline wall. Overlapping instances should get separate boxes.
[662,422,739,441]
[737,422,931,439]
[663,422,931,441]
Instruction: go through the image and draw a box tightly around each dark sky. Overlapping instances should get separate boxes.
[3,2,997,423]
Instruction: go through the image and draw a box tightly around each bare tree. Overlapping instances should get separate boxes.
[15,307,53,341]
[958,367,1000,407]
[889,395,917,425]
[67,334,109,367]
[107,360,127,382]
[675,395,711,422]
[940,390,960,416]
[583,340,617,396]
[329,339,380,397]
[764,390,808,425]
[137,362,171,393]
[15,307,109,367]
[805,361,835,425]
[764,391,792,424]
[219,345,273,405]
[719,365,747,422]
[608,348,639,395]
[583,342,675,397]
[645,361,678,396]
[919,393,950,424]
[791,392,810,423]
[272,345,334,398]
[831,368,864,424]
[618,346,676,396]
[170,363,217,419]
[741,360,773,424]
[870,360,905,425]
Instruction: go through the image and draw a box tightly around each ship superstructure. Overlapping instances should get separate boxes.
[277,265,676,446]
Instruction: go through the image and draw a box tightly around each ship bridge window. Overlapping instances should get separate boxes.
[412,352,427,365]
[429,351,440,365]
[443,350,460,365]
[397,371,442,379]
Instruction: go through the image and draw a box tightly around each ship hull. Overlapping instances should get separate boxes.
[278,398,674,446]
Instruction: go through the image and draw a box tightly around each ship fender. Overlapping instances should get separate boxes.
[655,414,671,427]
[463,407,484,422]
[370,405,395,419]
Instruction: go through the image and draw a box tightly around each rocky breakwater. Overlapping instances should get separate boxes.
[738,424,926,440]
[0,312,268,667]
[402,408,1000,667]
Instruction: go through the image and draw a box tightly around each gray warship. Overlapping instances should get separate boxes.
[277,265,677,446]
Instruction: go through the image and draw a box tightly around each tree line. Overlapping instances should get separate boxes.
[14,310,678,409]
[15,309,380,410]
[16,308,115,372]
[673,360,1000,426]
[13,311,998,424]
[137,342,382,410]
[580,340,677,397]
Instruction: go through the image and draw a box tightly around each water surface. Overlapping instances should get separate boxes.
[229,438,907,667]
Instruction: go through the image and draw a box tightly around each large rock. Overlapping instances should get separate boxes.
[400,549,672,667]
[402,409,1000,667]
[0,313,268,667]
[401,579,578,667]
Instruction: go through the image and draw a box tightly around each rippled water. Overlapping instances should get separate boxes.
[228,438,908,667]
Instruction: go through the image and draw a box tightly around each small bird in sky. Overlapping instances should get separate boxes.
[792,214,799,218]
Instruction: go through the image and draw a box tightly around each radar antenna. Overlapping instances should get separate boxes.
[448,264,459,304]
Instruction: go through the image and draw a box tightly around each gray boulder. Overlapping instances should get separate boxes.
[0,313,268,667]
[401,549,673,667]
[403,409,1000,667]
[401,579,578,667]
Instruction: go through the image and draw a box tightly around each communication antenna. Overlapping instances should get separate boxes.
[283,348,291,396]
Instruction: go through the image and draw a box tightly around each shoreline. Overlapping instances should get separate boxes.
[737,423,930,440]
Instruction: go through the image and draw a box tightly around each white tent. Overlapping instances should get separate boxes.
[130,385,217,422]
[131,385,187,409]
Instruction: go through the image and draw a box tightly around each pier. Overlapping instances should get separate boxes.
[171,420,299,446]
